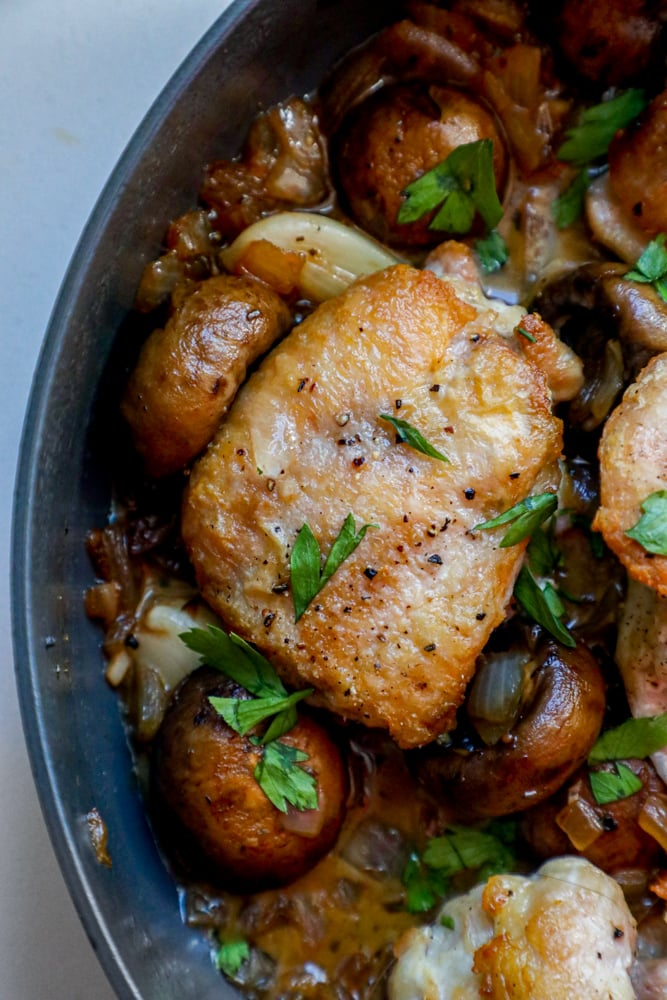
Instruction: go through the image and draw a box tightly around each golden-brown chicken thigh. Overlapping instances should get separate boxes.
[183,265,562,748]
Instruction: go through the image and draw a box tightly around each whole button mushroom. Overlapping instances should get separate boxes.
[151,667,348,889]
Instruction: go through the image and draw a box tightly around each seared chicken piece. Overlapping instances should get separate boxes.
[183,265,562,748]
[389,857,637,1000]
[594,352,667,595]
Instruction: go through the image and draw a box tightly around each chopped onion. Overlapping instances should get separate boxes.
[638,793,667,853]
[105,649,132,688]
[556,786,604,851]
[84,581,121,627]
[467,650,527,745]
[220,212,399,302]
[133,600,220,692]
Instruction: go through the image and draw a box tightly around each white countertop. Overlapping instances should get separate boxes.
[1,2,230,995]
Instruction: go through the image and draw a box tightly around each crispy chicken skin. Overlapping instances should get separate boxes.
[594,352,667,595]
[389,857,637,1000]
[182,265,562,748]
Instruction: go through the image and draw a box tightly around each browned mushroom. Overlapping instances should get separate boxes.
[534,261,667,430]
[609,87,667,238]
[414,640,607,819]
[554,0,665,87]
[121,273,292,478]
[335,82,507,248]
[151,667,348,890]
[521,759,666,874]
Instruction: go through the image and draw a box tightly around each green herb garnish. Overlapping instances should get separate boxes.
[475,229,509,274]
[401,821,516,915]
[625,489,667,553]
[554,89,646,228]
[526,524,561,577]
[423,823,516,879]
[589,763,643,806]
[380,413,450,463]
[402,850,450,914]
[557,89,647,167]
[625,238,667,303]
[253,739,319,813]
[215,939,251,978]
[440,914,456,930]
[291,513,377,622]
[398,139,503,234]
[516,325,537,343]
[589,713,667,764]
[209,688,313,740]
[475,492,558,548]
[181,626,318,811]
[552,169,591,230]
[513,564,576,647]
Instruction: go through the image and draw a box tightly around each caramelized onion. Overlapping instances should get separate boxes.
[638,794,667,853]
[221,212,399,301]
[467,650,527,746]
[556,789,604,851]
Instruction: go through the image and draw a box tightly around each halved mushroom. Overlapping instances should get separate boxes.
[414,639,607,819]
[534,262,667,430]
[121,273,292,478]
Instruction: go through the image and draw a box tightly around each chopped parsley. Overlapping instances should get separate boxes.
[625,238,667,304]
[589,713,667,764]
[253,739,319,812]
[402,850,450,914]
[215,939,250,978]
[625,489,667,553]
[557,89,647,167]
[402,821,517,914]
[553,89,647,228]
[180,625,317,812]
[552,169,591,231]
[475,492,558,548]
[398,139,503,235]
[513,564,576,648]
[291,513,378,621]
[380,413,450,463]
[475,229,509,274]
[589,763,643,806]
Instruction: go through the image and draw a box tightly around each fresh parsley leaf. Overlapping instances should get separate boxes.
[589,713,667,764]
[626,234,667,281]
[526,524,561,577]
[557,89,647,167]
[181,625,286,698]
[254,739,318,813]
[513,564,576,647]
[380,414,450,462]
[552,168,591,229]
[423,824,515,878]
[402,850,450,914]
[291,514,378,621]
[440,914,456,930]
[476,229,509,274]
[625,490,667,554]
[589,763,643,806]
[516,325,536,343]
[209,688,312,738]
[625,236,667,304]
[398,139,503,234]
[216,939,250,978]
[475,493,557,548]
